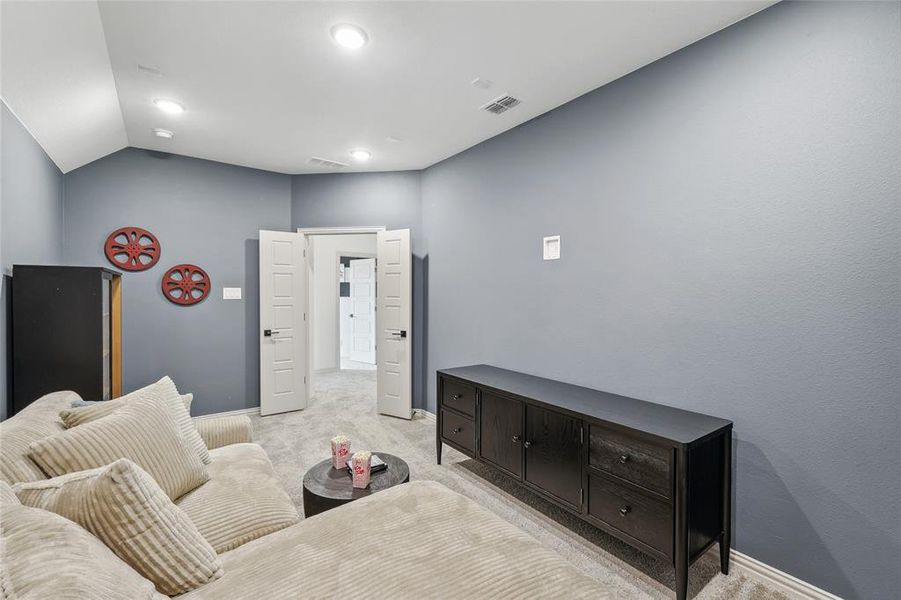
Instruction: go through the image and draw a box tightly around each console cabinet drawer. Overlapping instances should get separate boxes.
[589,425,672,498]
[587,474,672,557]
[442,379,476,417]
[441,410,475,455]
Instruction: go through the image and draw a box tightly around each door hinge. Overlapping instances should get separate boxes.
[303,312,307,321]
[580,425,584,445]
[304,376,307,384]
[580,487,584,505]
[303,249,306,257]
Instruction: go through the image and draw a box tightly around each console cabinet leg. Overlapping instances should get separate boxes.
[674,447,689,600]
[719,536,730,575]
[720,431,732,574]
[675,557,688,600]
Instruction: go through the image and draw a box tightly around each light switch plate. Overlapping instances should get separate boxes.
[223,287,242,300]
[543,235,561,260]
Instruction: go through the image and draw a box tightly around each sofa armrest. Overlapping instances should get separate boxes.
[193,415,253,450]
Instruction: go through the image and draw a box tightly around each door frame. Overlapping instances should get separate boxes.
[296,227,386,397]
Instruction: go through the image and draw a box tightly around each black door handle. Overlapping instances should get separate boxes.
[390,330,407,338]
[264,329,281,337]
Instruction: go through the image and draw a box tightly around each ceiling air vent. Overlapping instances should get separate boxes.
[480,94,521,115]
[308,156,349,169]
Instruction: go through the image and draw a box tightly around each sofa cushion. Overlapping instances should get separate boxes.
[176,443,298,553]
[178,480,608,599]
[0,391,75,484]
[14,459,222,595]
[0,480,19,505]
[0,481,165,600]
[28,396,209,500]
[59,377,211,465]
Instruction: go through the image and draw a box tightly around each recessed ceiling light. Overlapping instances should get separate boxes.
[153,128,174,139]
[330,24,368,49]
[350,149,371,162]
[153,98,185,114]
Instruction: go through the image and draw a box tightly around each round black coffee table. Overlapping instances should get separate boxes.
[302,452,410,517]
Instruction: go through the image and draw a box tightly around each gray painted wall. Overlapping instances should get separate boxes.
[5,1,897,595]
[291,171,427,408]
[63,148,291,416]
[1,103,65,421]
[421,2,899,598]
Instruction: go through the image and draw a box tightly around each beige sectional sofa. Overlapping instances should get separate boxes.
[1,390,610,599]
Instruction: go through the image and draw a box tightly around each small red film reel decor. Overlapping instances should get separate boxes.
[161,264,211,306]
[104,227,161,271]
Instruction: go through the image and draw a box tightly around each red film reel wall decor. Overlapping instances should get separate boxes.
[161,264,211,306]
[104,227,161,271]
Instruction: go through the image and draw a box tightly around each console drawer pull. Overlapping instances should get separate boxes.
[619,506,631,517]
[619,454,629,464]
[453,427,462,434]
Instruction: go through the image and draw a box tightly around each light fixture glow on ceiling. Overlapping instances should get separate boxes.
[153,98,185,114]
[153,128,174,139]
[350,149,371,161]
[331,24,368,49]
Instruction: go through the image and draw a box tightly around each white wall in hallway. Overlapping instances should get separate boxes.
[310,233,377,372]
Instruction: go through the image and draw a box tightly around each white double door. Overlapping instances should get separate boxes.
[259,229,412,419]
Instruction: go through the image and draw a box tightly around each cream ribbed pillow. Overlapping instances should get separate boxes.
[29,395,209,500]
[59,377,211,465]
[0,481,164,600]
[14,459,222,596]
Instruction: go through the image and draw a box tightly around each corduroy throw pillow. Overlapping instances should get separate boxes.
[14,459,222,596]
[59,376,211,465]
[29,395,209,500]
[1,480,164,599]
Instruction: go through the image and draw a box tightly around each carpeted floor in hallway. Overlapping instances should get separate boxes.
[251,369,789,600]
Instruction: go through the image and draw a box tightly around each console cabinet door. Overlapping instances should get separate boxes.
[524,405,582,508]
[478,391,523,478]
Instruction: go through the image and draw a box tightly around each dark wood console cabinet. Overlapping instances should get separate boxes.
[437,365,733,600]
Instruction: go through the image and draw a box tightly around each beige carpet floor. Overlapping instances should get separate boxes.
[251,369,789,600]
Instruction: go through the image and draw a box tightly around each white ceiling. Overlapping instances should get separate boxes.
[1,1,775,175]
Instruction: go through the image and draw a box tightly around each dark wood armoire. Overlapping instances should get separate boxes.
[11,265,122,415]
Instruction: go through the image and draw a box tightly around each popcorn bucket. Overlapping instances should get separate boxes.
[331,435,351,470]
[352,451,372,489]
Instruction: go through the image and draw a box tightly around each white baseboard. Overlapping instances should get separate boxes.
[413,408,436,422]
[714,548,841,599]
[192,407,260,421]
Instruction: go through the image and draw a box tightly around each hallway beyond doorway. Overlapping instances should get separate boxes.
[341,357,377,371]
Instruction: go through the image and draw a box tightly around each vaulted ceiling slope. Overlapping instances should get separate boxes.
[1,1,774,175]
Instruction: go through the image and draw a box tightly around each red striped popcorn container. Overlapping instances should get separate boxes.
[330,435,351,470]
[351,451,372,489]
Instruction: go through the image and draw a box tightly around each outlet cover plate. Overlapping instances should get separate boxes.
[543,235,561,260]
